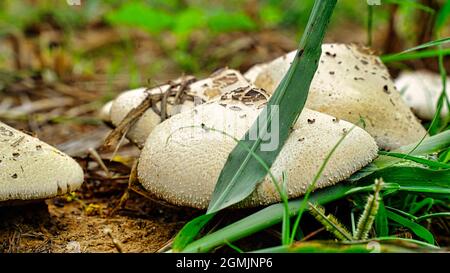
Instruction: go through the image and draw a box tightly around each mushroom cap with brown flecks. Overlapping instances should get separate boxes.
[0,122,84,203]
[245,43,427,150]
[110,69,251,147]
[137,87,378,209]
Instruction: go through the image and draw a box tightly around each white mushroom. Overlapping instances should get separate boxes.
[395,70,449,120]
[98,100,113,123]
[110,69,251,146]
[0,122,84,203]
[245,44,427,150]
[138,87,378,209]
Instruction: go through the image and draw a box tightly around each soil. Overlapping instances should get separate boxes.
[0,176,200,253]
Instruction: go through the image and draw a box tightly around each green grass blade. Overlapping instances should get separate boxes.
[416,212,450,222]
[378,151,450,169]
[394,130,450,155]
[349,130,450,181]
[206,0,337,214]
[428,48,449,135]
[370,130,450,169]
[440,148,450,163]
[381,48,450,63]
[367,4,373,47]
[360,166,450,196]
[400,37,450,53]
[436,0,450,32]
[375,199,389,237]
[384,0,435,13]
[172,213,216,252]
[386,210,435,244]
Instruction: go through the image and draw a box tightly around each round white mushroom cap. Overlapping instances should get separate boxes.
[98,100,113,123]
[110,69,251,146]
[246,43,427,150]
[0,122,84,203]
[137,88,378,209]
[395,70,449,120]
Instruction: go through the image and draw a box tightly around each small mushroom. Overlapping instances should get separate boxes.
[0,122,84,204]
[109,69,250,146]
[395,70,449,120]
[98,100,113,123]
[137,88,378,209]
[245,44,427,150]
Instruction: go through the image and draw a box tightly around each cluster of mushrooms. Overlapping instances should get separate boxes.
[2,43,448,209]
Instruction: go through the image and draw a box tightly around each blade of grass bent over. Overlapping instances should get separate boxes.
[207,0,337,214]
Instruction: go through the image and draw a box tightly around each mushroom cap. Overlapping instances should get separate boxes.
[246,43,427,150]
[395,70,449,120]
[243,62,269,83]
[110,69,250,146]
[137,88,378,209]
[0,122,84,203]
[98,100,113,123]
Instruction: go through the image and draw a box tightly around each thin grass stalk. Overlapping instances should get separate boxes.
[367,4,373,47]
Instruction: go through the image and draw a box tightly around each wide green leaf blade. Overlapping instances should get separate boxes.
[172,213,216,252]
[436,0,450,32]
[207,0,337,213]
[360,166,450,197]
[386,210,435,244]
[377,151,450,169]
[375,199,389,237]
[350,130,450,181]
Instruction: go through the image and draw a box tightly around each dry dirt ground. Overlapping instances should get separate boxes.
[0,177,200,253]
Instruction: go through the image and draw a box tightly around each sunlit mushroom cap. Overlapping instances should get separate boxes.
[0,122,84,203]
[98,100,113,123]
[137,87,378,209]
[110,69,251,146]
[395,70,449,120]
[245,43,427,150]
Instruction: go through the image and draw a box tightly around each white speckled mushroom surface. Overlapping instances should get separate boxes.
[246,43,427,150]
[0,122,84,202]
[98,100,113,123]
[110,69,251,146]
[138,88,378,209]
[395,70,449,120]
